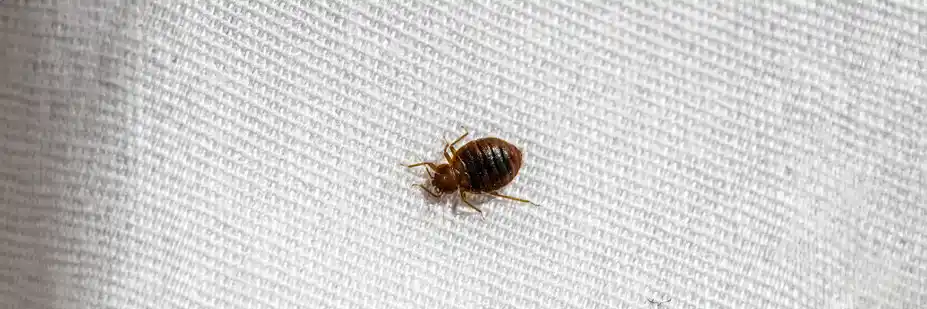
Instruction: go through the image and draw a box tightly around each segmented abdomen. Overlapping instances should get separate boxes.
[453,137,523,192]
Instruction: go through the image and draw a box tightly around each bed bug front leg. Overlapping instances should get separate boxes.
[449,127,469,148]
[488,191,540,206]
[441,142,454,163]
[444,128,469,156]
[414,184,440,198]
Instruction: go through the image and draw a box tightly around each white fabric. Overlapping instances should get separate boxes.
[2,1,925,308]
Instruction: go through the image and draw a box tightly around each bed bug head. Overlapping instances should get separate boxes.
[430,163,459,193]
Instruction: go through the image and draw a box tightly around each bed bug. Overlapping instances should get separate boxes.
[405,128,538,214]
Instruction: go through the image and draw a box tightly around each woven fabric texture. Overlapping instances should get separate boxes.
[1,1,925,308]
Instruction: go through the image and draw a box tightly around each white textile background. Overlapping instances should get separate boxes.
[1,1,925,308]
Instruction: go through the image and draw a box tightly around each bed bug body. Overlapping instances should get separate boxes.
[406,129,536,214]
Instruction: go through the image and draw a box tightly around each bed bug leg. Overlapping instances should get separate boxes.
[459,191,484,215]
[449,127,469,148]
[443,128,469,154]
[439,128,469,161]
[488,191,539,206]
[441,141,455,162]
[414,184,441,198]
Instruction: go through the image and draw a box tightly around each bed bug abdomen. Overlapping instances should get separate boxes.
[452,137,523,192]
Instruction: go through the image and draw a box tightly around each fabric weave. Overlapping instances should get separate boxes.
[1,1,925,308]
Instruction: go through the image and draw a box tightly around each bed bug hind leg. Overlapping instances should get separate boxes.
[488,191,540,206]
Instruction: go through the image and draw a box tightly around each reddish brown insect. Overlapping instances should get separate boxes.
[405,128,537,214]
